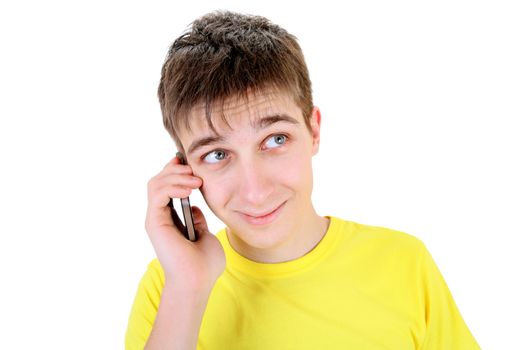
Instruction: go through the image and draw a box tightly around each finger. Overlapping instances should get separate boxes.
[162,162,193,175]
[155,173,202,189]
[191,206,209,235]
[163,154,183,169]
[147,184,192,209]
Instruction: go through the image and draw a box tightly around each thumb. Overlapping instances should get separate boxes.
[191,206,210,235]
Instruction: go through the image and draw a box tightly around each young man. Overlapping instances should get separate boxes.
[126,11,480,349]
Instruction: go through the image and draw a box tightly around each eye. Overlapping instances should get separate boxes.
[264,134,288,149]
[203,150,228,164]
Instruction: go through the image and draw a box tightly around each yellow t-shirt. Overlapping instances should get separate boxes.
[126,216,480,349]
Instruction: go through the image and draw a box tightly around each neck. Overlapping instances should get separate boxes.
[227,205,330,263]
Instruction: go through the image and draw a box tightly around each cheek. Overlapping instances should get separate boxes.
[200,175,232,211]
[278,150,314,190]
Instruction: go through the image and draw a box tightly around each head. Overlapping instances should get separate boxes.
[157,10,314,153]
[157,11,325,262]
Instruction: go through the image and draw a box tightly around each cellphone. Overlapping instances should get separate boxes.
[169,152,197,241]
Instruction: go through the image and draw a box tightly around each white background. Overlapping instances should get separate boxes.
[0,0,523,348]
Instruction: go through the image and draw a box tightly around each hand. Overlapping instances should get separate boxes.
[145,155,225,290]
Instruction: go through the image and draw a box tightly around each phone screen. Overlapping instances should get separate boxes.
[170,152,197,241]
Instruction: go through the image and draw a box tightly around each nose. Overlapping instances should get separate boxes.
[236,156,274,207]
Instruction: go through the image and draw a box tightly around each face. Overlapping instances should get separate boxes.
[178,89,322,260]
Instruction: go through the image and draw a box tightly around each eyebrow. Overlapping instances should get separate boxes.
[255,114,300,129]
[187,113,299,156]
[187,135,225,156]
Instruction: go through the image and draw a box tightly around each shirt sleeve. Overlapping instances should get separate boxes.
[125,259,165,350]
[418,242,481,349]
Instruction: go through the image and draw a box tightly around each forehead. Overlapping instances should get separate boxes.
[184,89,302,136]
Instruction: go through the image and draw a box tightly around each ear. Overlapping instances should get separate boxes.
[310,106,322,155]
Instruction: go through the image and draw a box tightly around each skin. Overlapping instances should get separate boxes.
[143,88,329,349]
[179,88,329,263]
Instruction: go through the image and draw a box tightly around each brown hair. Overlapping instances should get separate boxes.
[157,11,313,151]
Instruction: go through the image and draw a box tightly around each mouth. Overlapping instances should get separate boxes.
[238,201,287,226]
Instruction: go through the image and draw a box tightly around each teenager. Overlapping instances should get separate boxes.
[126,11,480,349]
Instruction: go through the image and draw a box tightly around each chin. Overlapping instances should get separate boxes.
[227,211,295,249]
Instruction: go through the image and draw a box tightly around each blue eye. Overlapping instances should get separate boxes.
[203,150,228,164]
[265,134,288,149]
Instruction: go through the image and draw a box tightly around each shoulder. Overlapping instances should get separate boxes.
[147,257,164,273]
[329,216,426,262]
[138,258,165,291]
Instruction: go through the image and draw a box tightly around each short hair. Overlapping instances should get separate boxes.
[157,10,314,151]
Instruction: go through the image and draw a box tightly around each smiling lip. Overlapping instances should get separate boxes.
[238,201,287,226]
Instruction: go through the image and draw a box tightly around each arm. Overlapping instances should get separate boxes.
[127,155,225,350]
[144,282,212,350]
